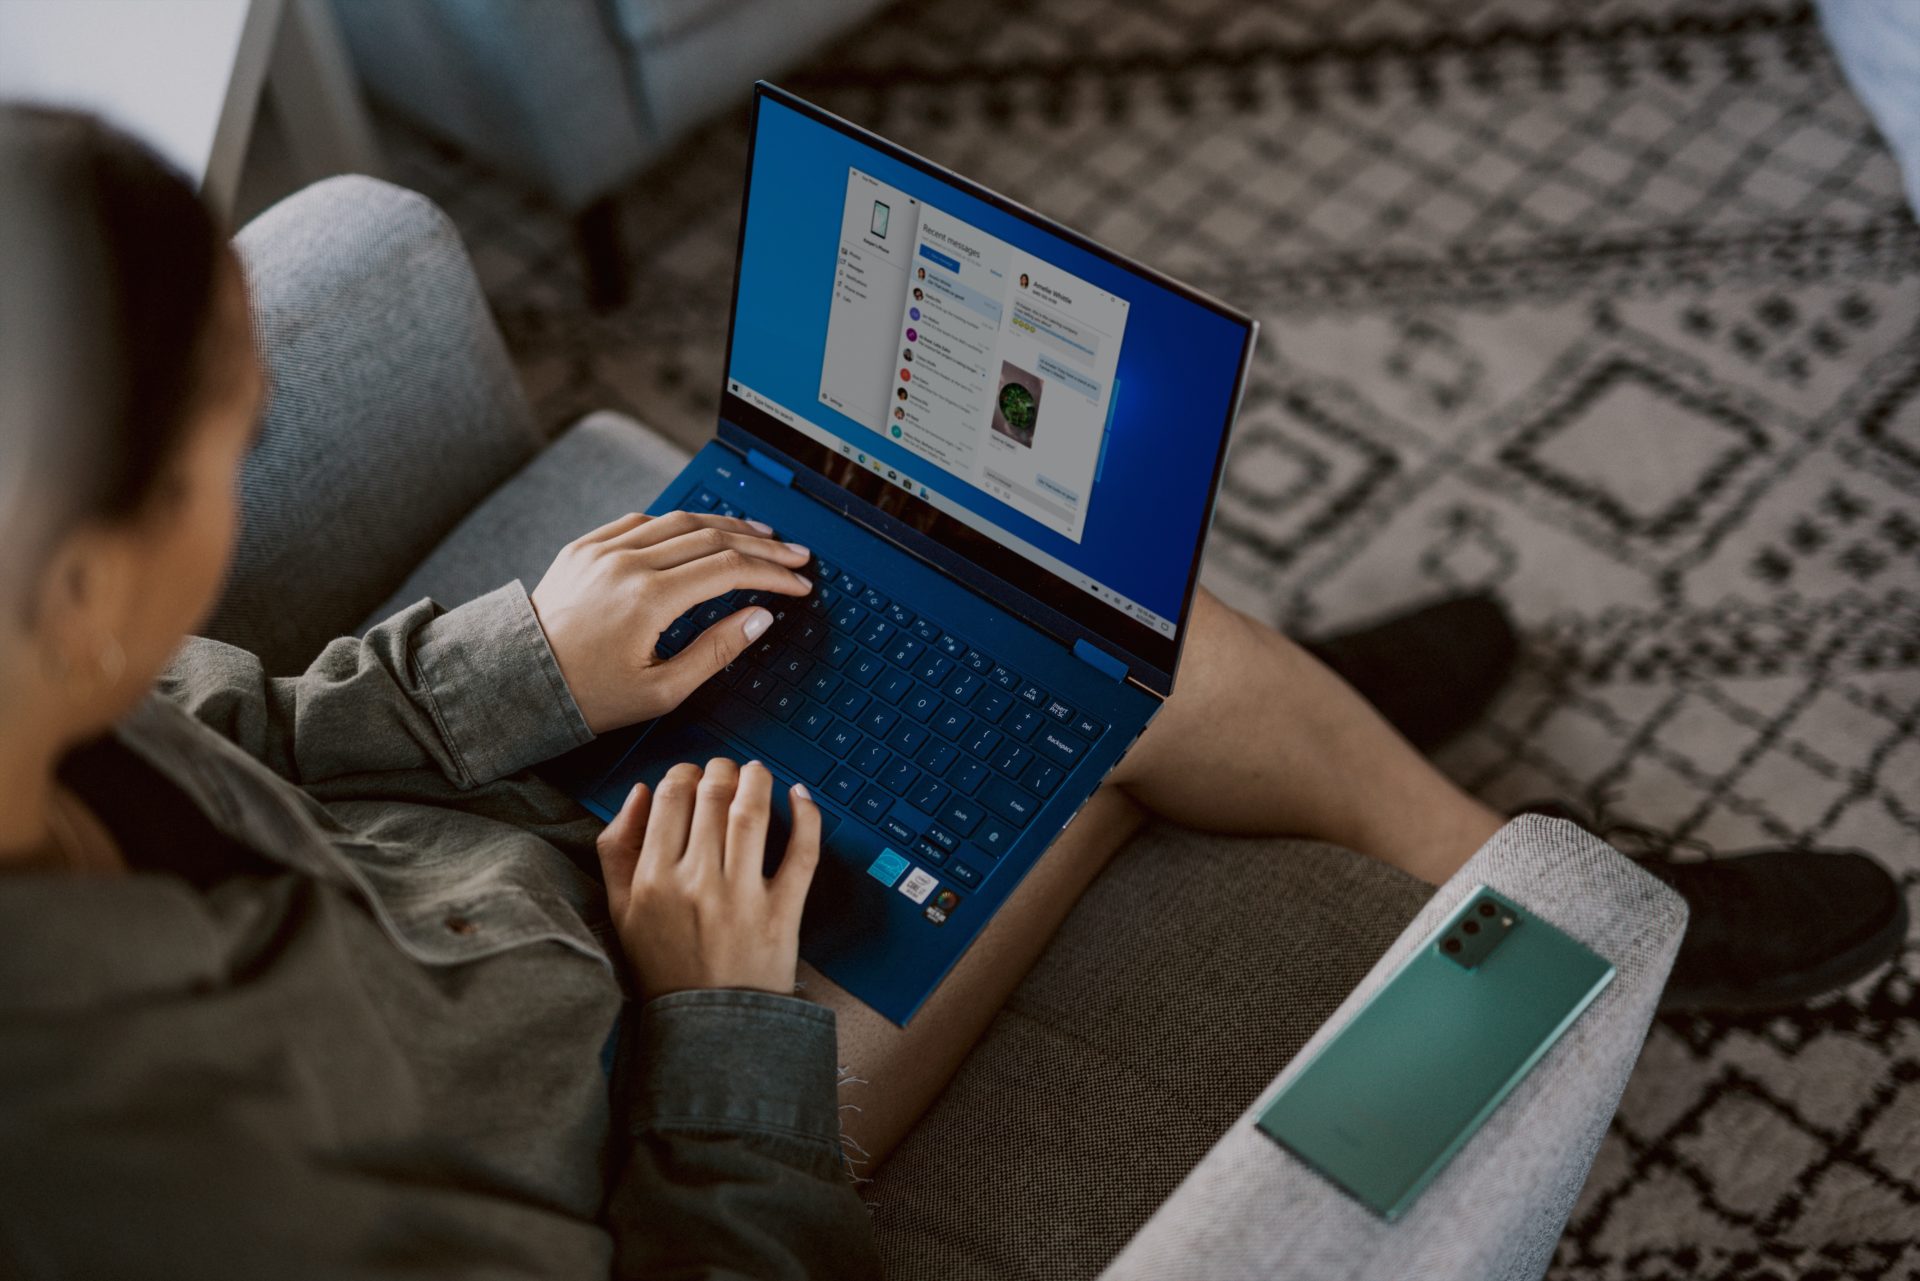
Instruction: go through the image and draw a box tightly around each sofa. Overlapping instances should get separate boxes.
[327,0,891,304]
[212,174,1686,1280]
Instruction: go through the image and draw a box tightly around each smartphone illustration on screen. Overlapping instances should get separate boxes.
[871,200,890,238]
[1255,886,1614,1221]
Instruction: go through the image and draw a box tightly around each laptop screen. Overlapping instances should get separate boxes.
[719,86,1255,687]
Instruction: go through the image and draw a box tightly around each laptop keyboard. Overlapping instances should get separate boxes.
[651,486,1108,894]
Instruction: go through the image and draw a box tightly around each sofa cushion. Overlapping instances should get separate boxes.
[358,411,693,631]
[865,824,1432,1280]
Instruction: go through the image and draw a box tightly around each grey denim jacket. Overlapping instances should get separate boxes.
[0,583,883,1280]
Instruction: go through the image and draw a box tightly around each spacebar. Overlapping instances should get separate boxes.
[704,695,835,785]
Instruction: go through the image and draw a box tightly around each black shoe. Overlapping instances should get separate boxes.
[1518,800,1909,1014]
[1301,591,1519,753]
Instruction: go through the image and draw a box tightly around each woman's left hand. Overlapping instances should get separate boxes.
[530,510,812,732]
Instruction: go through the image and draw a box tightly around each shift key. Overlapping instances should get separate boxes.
[707,695,834,784]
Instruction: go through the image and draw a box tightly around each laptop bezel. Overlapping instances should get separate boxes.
[713,82,1257,697]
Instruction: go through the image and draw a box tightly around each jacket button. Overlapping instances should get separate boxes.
[444,915,477,935]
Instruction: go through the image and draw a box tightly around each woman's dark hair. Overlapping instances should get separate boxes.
[1,104,233,526]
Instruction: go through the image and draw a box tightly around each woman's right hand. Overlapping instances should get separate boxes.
[595,757,821,999]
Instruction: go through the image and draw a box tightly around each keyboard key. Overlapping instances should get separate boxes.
[876,670,915,705]
[846,653,884,686]
[1023,761,1064,797]
[856,617,894,650]
[793,704,832,739]
[824,764,864,805]
[889,798,935,834]
[942,670,984,705]
[885,634,925,667]
[739,671,775,703]
[949,757,988,794]
[860,704,899,738]
[860,587,890,613]
[914,653,956,686]
[931,706,970,740]
[936,634,965,657]
[962,725,1002,760]
[914,839,950,867]
[923,825,959,853]
[829,601,865,632]
[854,784,892,824]
[907,776,949,815]
[772,653,809,684]
[1032,726,1089,768]
[822,721,860,758]
[974,687,1013,722]
[989,664,1021,691]
[1042,697,1075,724]
[1016,681,1048,706]
[962,648,993,673]
[819,636,858,668]
[807,584,837,614]
[1072,713,1106,740]
[687,488,719,510]
[814,559,837,582]
[910,618,942,643]
[850,741,890,777]
[707,695,834,784]
[916,739,960,776]
[886,720,931,757]
[901,688,939,721]
[884,602,916,628]
[765,684,802,722]
[977,776,1040,826]
[1004,706,1044,742]
[878,758,918,796]
[947,859,983,889]
[881,816,916,845]
[836,572,864,596]
[828,686,868,720]
[974,819,1014,859]
[804,668,841,700]
[790,618,827,651]
[938,796,984,837]
[989,741,1032,777]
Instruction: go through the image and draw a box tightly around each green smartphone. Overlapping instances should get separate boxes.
[1255,885,1615,1221]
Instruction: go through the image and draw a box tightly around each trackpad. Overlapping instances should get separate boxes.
[617,720,842,877]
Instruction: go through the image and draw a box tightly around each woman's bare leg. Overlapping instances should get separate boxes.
[813,587,1506,1171]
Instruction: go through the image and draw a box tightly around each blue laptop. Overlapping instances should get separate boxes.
[547,84,1257,1026]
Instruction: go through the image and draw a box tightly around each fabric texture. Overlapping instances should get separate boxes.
[359,411,692,632]
[1101,816,1686,1281]
[865,828,1434,1280]
[329,0,652,211]
[0,591,879,1278]
[1817,0,1920,216]
[222,176,542,673]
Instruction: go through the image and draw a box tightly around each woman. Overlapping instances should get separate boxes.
[1,109,1902,1277]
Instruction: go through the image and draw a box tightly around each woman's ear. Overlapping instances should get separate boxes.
[30,524,135,704]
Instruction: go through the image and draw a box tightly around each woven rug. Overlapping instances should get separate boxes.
[385,1,1919,1275]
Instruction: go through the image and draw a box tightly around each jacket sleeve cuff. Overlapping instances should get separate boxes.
[630,990,844,1155]
[411,581,594,785]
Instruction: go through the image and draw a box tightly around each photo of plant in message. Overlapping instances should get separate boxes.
[990,360,1042,448]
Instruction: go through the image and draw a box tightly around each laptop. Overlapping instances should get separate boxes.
[546,84,1257,1026]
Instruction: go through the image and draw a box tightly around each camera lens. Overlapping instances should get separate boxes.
[1478,902,1497,917]
[1442,938,1462,954]
[1462,919,1481,935]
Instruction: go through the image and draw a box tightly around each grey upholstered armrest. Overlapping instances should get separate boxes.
[1100,816,1686,1281]
[211,176,542,672]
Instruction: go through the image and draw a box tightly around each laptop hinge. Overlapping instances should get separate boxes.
[745,448,795,487]
[1072,638,1128,682]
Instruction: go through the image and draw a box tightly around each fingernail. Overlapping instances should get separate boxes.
[746,519,774,534]
[742,607,773,640]
[793,575,812,591]
[792,783,810,800]
[785,541,809,556]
